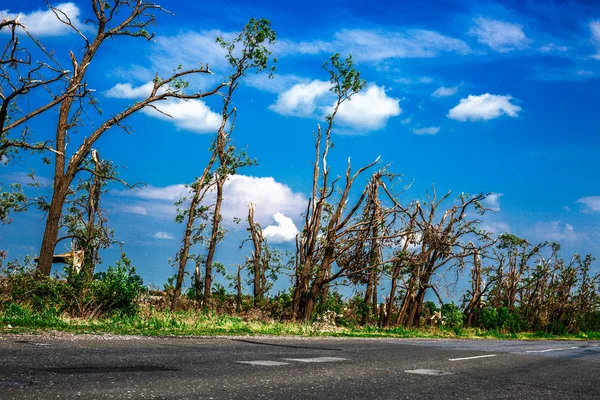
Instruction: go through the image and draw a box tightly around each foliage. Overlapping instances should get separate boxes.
[0,253,144,317]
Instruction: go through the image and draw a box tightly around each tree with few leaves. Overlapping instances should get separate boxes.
[30,1,237,277]
[170,18,276,310]
[292,54,380,322]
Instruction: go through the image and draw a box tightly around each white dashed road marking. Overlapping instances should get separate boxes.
[448,354,497,361]
[237,361,289,366]
[525,347,580,353]
[405,369,453,376]
[284,357,348,363]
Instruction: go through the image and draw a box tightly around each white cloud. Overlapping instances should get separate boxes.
[577,196,600,213]
[0,155,8,165]
[275,28,470,61]
[262,213,299,243]
[119,184,189,201]
[269,80,331,117]
[532,221,577,242]
[104,82,155,99]
[539,43,568,53]
[469,17,531,53]
[448,93,521,122]
[114,175,307,225]
[152,30,232,73]
[105,82,222,134]
[333,29,470,61]
[120,205,148,216]
[141,99,222,134]
[274,39,333,56]
[0,2,90,37]
[479,220,510,235]
[395,76,433,85]
[221,175,307,224]
[153,232,175,240]
[400,117,412,125]
[482,193,503,212]
[245,74,305,94]
[590,21,600,60]
[1,171,51,186]
[432,86,459,98]
[412,127,440,135]
[333,85,402,131]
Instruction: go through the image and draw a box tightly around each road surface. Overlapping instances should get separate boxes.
[1,333,599,399]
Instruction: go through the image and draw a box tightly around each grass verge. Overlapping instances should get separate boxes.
[1,304,598,340]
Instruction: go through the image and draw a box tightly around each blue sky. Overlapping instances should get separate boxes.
[1,0,599,289]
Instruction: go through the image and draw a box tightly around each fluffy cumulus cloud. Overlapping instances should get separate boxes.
[153,232,174,240]
[141,99,222,134]
[270,82,400,131]
[432,86,459,98]
[105,82,221,134]
[482,193,503,212]
[469,17,531,53]
[104,82,155,99]
[114,175,307,226]
[0,2,90,37]
[333,85,402,131]
[447,93,521,122]
[221,175,306,224]
[412,127,440,135]
[591,21,600,60]
[262,213,300,243]
[277,29,470,61]
[269,80,331,117]
[577,196,600,212]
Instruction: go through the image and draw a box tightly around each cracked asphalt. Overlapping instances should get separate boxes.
[1,334,599,399]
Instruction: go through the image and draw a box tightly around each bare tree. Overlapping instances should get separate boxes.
[0,16,70,156]
[394,190,490,327]
[292,54,381,322]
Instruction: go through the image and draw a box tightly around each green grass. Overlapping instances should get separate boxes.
[1,304,598,340]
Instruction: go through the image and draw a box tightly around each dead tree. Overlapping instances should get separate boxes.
[394,190,490,327]
[0,17,70,155]
[247,203,267,305]
[292,54,382,322]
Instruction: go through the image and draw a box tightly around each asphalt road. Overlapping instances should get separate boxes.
[1,334,599,399]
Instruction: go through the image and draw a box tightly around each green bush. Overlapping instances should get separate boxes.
[92,254,144,316]
[441,302,464,330]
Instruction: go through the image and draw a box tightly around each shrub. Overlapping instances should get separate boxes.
[92,254,145,316]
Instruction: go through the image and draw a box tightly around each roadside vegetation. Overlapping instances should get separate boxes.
[1,1,598,340]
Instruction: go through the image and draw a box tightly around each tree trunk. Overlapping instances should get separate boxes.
[36,179,68,276]
[171,195,200,311]
[194,259,202,301]
[203,177,224,306]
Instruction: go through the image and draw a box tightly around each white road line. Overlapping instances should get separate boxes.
[237,360,289,366]
[448,354,497,361]
[283,357,347,363]
[525,347,580,353]
[405,369,453,376]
